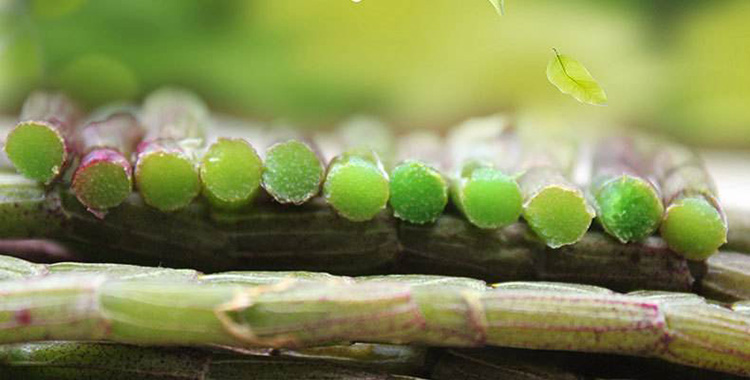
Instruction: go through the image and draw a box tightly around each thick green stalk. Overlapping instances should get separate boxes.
[389,131,449,224]
[517,150,594,249]
[0,262,747,376]
[72,112,144,215]
[262,139,324,205]
[4,92,82,184]
[0,174,697,290]
[651,144,727,260]
[701,251,750,302]
[135,87,208,212]
[0,170,61,239]
[590,136,664,243]
[0,342,424,380]
[447,116,522,229]
[199,138,263,209]
[323,148,390,222]
[451,159,522,229]
[397,214,694,292]
[390,160,448,224]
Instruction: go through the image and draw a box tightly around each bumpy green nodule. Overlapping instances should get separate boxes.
[73,162,131,211]
[452,164,522,229]
[389,160,448,224]
[324,151,389,222]
[262,140,323,205]
[524,186,594,248]
[137,153,200,212]
[200,139,262,209]
[4,122,66,183]
[661,197,727,260]
[594,176,664,243]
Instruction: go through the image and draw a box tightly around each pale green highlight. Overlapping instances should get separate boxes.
[73,162,131,211]
[389,160,448,224]
[4,121,65,183]
[137,153,200,212]
[661,197,727,260]
[200,139,262,210]
[262,140,323,205]
[523,186,594,248]
[594,176,664,243]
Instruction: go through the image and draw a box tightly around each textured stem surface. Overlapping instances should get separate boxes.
[651,143,727,260]
[4,92,82,184]
[135,88,208,212]
[590,136,664,243]
[200,138,262,209]
[726,208,750,253]
[701,251,750,302]
[262,139,324,205]
[0,342,424,380]
[0,259,747,376]
[323,148,390,222]
[451,159,522,229]
[0,172,702,291]
[517,136,594,248]
[72,113,144,215]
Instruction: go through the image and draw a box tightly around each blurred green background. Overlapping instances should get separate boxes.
[1,0,749,147]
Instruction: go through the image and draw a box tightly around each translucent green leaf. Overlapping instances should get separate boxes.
[546,49,607,106]
[487,0,504,16]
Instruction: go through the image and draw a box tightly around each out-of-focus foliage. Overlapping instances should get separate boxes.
[0,0,748,147]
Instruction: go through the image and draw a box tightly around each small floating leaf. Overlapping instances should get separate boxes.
[546,49,607,106]
[487,0,505,16]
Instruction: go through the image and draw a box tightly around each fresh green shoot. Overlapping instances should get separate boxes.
[200,138,262,210]
[262,140,324,205]
[389,160,448,224]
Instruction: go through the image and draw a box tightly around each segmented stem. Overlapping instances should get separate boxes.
[0,258,747,376]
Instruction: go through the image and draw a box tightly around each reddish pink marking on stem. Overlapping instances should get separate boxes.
[14,309,32,325]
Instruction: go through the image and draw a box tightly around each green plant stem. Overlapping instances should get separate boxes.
[390,160,448,224]
[0,260,747,377]
[72,112,144,215]
[200,138,263,209]
[517,143,594,248]
[3,92,82,184]
[726,208,750,253]
[450,159,523,229]
[323,148,390,222]
[398,214,695,292]
[262,139,324,205]
[590,137,664,243]
[651,144,727,260]
[701,251,750,302]
[389,131,449,224]
[134,88,208,212]
[0,342,425,380]
[0,173,701,291]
